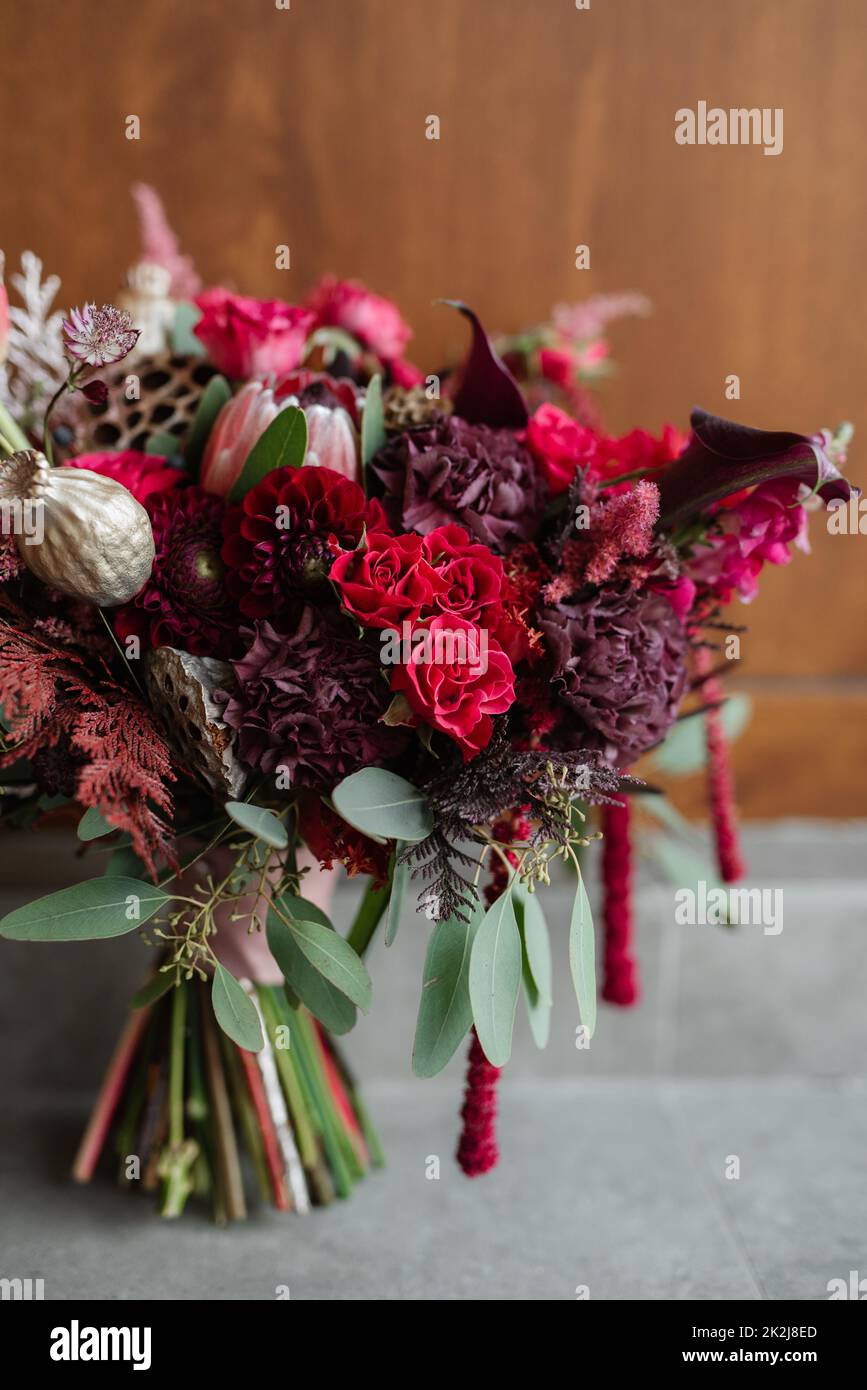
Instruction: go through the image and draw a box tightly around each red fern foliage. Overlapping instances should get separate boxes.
[0,597,177,878]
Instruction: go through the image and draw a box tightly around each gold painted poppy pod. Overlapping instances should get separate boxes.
[1,449,155,606]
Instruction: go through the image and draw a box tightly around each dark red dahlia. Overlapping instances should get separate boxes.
[539,586,689,766]
[370,415,547,553]
[114,486,237,658]
[219,605,407,787]
[222,464,385,619]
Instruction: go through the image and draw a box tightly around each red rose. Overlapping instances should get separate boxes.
[194,288,314,379]
[525,402,601,495]
[222,464,380,618]
[390,614,515,760]
[538,346,575,387]
[331,531,445,629]
[305,275,412,361]
[421,524,505,626]
[66,450,181,504]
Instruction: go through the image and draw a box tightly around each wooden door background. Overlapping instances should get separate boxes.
[1,0,865,816]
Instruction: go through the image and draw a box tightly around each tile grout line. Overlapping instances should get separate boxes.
[655,1081,769,1302]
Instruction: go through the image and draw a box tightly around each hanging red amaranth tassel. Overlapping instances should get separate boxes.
[601,797,638,1006]
[456,810,529,1177]
[694,644,745,883]
[456,1029,501,1176]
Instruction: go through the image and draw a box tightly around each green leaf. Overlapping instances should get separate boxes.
[361,373,386,465]
[412,900,482,1077]
[171,301,206,356]
[384,843,408,947]
[145,431,182,458]
[651,695,752,775]
[76,806,115,842]
[225,801,288,849]
[228,405,307,501]
[266,910,357,1033]
[568,875,597,1037]
[0,877,169,941]
[332,768,433,843]
[279,912,372,1012]
[305,326,363,362]
[185,374,232,472]
[515,885,552,1005]
[515,886,553,1049]
[469,888,522,1067]
[521,953,551,1049]
[104,845,144,877]
[211,964,263,1051]
[130,973,175,1010]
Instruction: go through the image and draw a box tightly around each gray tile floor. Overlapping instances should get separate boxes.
[1,821,865,1300]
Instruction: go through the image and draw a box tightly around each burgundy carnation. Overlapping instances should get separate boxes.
[539,587,689,766]
[370,415,547,553]
[114,486,236,658]
[219,605,407,787]
[222,464,386,619]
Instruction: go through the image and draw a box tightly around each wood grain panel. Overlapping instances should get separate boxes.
[0,0,864,812]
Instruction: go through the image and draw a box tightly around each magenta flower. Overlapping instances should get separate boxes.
[62,303,141,368]
[687,479,810,604]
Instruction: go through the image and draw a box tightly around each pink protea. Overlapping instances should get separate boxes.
[274,369,361,484]
[200,382,293,498]
[0,255,9,366]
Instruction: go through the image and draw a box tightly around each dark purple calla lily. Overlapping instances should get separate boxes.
[442,300,529,429]
[656,408,856,529]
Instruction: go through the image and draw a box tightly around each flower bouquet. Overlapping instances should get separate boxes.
[0,189,855,1221]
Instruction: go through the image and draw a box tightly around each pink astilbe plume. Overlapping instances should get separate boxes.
[545,478,660,600]
[131,183,201,299]
[552,292,652,343]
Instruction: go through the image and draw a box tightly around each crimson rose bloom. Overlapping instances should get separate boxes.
[390,613,515,761]
[66,450,181,504]
[331,531,442,629]
[332,522,505,632]
[222,464,385,619]
[525,403,601,495]
[194,288,314,379]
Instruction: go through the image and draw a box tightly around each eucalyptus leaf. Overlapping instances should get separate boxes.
[211,964,264,1052]
[130,973,175,1010]
[0,877,169,941]
[104,845,145,877]
[384,843,408,947]
[468,888,522,1067]
[228,405,307,501]
[171,301,206,356]
[332,767,433,843]
[266,910,357,1034]
[225,801,288,849]
[145,431,182,458]
[281,913,372,1012]
[185,373,232,471]
[568,875,597,1037]
[412,900,481,1077]
[515,884,552,1005]
[361,373,386,465]
[76,806,115,842]
[521,944,551,1050]
[280,893,333,930]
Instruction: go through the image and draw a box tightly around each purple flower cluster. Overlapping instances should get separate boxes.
[370,415,547,553]
[219,605,407,787]
[540,586,689,766]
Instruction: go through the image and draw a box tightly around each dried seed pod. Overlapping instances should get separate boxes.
[145,646,248,800]
[1,449,154,606]
[383,385,452,434]
[74,352,219,454]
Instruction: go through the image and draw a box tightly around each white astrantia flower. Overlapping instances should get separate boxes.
[62,302,140,368]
